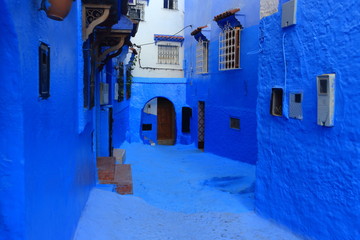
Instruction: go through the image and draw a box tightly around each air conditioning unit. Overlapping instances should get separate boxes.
[100,82,109,105]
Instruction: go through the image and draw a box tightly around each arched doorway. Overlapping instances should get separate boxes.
[140,97,176,145]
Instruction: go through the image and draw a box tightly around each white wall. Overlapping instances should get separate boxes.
[130,0,185,78]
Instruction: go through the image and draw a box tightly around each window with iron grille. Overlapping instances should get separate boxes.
[196,40,209,74]
[158,45,179,65]
[128,3,145,21]
[219,26,241,70]
[164,0,178,10]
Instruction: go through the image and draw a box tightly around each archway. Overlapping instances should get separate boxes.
[140,97,176,145]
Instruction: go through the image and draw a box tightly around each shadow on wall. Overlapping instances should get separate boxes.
[140,97,176,146]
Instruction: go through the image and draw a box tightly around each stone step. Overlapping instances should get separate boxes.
[112,148,126,164]
[97,157,116,184]
[114,164,133,195]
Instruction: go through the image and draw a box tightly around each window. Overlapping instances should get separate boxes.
[39,42,50,99]
[164,0,178,9]
[182,107,192,133]
[158,45,179,65]
[128,3,145,21]
[196,40,209,74]
[230,117,240,129]
[270,88,283,116]
[219,26,241,70]
[142,124,152,131]
[116,64,125,102]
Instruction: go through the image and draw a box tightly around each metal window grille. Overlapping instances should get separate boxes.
[219,26,241,70]
[196,40,209,74]
[158,45,179,65]
[128,3,145,21]
[164,0,178,9]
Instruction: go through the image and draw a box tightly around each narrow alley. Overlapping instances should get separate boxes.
[74,143,303,240]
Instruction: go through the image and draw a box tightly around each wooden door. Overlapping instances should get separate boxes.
[157,98,175,145]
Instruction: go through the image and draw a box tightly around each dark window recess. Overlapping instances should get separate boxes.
[126,68,132,99]
[319,79,328,94]
[39,43,50,99]
[270,88,283,116]
[182,107,192,133]
[230,117,240,129]
[117,64,125,102]
[295,93,302,103]
[142,124,152,131]
[83,43,90,108]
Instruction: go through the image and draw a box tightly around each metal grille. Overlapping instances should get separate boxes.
[158,45,179,65]
[196,40,209,74]
[219,26,241,70]
[164,0,178,9]
[128,3,145,21]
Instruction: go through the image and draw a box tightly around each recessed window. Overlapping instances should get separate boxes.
[182,107,192,133]
[158,45,179,65]
[196,40,209,74]
[39,42,50,99]
[270,88,283,116]
[230,117,240,129]
[142,124,152,131]
[219,26,241,70]
[164,0,178,10]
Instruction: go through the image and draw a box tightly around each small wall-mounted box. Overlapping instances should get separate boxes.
[289,92,303,120]
[281,0,297,28]
[317,74,335,127]
[100,82,109,105]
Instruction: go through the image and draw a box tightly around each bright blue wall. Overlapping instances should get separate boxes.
[256,1,360,239]
[2,1,96,239]
[184,0,259,164]
[0,1,25,239]
[128,77,190,145]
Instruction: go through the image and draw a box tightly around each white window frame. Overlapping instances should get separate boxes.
[219,25,241,71]
[164,0,178,10]
[158,44,179,65]
[196,40,209,74]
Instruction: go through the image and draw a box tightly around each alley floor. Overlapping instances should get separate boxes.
[74,143,305,240]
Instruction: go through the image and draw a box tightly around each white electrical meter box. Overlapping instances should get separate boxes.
[282,0,297,28]
[317,74,335,127]
[100,82,109,105]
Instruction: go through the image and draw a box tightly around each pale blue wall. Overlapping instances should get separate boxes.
[1,1,96,239]
[184,0,260,164]
[256,0,360,239]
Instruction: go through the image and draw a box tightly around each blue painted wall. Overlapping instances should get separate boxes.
[0,1,25,239]
[1,1,96,239]
[127,77,190,145]
[256,1,360,239]
[184,0,260,164]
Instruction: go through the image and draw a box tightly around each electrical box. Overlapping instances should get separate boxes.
[281,0,297,28]
[114,83,119,100]
[317,74,335,127]
[100,82,109,105]
[289,93,303,120]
